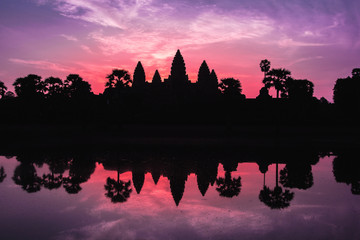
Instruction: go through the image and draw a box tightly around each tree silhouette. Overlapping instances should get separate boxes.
[0,166,6,183]
[263,68,292,98]
[105,69,132,89]
[62,157,96,194]
[0,81,8,99]
[41,156,69,190]
[332,151,360,195]
[44,77,64,98]
[104,170,132,203]
[64,74,92,99]
[286,79,314,100]
[216,171,241,198]
[259,185,294,209]
[219,78,243,98]
[333,68,360,112]
[260,59,271,79]
[62,177,82,194]
[12,163,42,193]
[42,173,63,190]
[259,162,294,209]
[3,91,15,99]
[13,74,44,99]
[352,68,360,77]
[280,163,313,190]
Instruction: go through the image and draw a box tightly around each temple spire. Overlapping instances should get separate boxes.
[197,60,210,86]
[133,61,146,88]
[169,49,188,85]
[152,70,162,85]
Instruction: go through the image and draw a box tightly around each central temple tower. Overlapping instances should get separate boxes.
[166,50,190,97]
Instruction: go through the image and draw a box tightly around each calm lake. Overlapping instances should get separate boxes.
[0,147,359,240]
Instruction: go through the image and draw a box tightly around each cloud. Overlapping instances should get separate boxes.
[88,10,273,66]
[60,34,78,42]
[9,58,72,72]
[278,38,329,48]
[287,56,324,67]
[44,0,159,29]
[80,45,93,54]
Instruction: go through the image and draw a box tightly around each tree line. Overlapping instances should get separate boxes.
[0,59,317,102]
[1,148,357,208]
[0,50,358,124]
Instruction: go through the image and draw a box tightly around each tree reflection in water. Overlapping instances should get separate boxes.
[259,162,294,209]
[0,166,6,183]
[259,186,294,209]
[216,160,241,198]
[42,173,62,190]
[280,163,313,190]
[12,163,42,193]
[3,147,352,208]
[42,155,71,190]
[333,150,360,195]
[63,156,96,194]
[216,171,241,198]
[105,179,132,203]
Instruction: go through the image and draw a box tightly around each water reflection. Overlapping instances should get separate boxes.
[333,150,360,195]
[3,147,360,209]
[216,160,241,198]
[104,176,132,203]
[0,166,6,183]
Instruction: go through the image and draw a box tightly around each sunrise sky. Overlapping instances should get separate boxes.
[1,0,359,100]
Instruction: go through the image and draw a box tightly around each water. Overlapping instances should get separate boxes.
[0,149,359,240]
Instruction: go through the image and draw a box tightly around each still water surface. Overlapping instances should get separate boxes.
[0,149,359,240]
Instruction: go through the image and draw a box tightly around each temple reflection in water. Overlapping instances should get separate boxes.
[2,146,358,208]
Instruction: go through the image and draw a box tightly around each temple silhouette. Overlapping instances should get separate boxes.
[122,49,219,105]
[0,49,359,128]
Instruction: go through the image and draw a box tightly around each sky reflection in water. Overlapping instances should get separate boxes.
[0,154,359,240]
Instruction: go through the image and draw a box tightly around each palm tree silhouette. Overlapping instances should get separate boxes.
[105,69,132,89]
[263,68,291,98]
[104,170,132,203]
[260,59,271,79]
[259,162,294,209]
